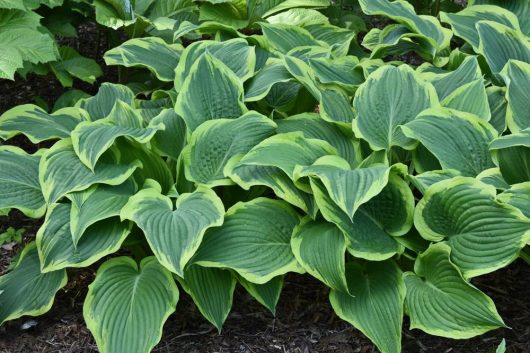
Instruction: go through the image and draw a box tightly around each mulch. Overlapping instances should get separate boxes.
[0,17,529,353]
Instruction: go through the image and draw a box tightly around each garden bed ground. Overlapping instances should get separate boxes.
[0,21,529,353]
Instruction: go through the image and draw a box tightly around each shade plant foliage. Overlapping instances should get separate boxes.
[1,0,529,352]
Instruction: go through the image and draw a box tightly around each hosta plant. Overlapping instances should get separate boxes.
[1,1,529,353]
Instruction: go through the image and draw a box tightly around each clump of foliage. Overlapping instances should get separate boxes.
[0,0,529,353]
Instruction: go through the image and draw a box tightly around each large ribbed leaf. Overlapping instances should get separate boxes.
[358,0,451,51]
[498,183,530,218]
[174,38,256,89]
[39,139,139,204]
[415,177,530,277]
[228,133,336,216]
[476,21,530,79]
[104,37,183,81]
[179,265,236,331]
[93,0,135,29]
[67,180,136,245]
[149,109,187,160]
[402,108,497,176]
[0,146,45,218]
[0,243,67,324]
[0,105,87,143]
[182,112,276,187]
[238,275,283,315]
[440,5,520,50]
[120,183,224,276]
[477,168,510,190]
[244,60,292,101]
[71,101,163,170]
[291,219,349,293]
[83,257,179,353]
[404,243,505,338]
[330,261,405,353]
[79,83,135,121]
[501,60,530,132]
[441,79,490,120]
[309,56,363,93]
[352,64,439,151]
[51,46,102,87]
[260,22,322,53]
[489,130,530,184]
[486,86,508,133]
[409,169,461,194]
[304,23,355,57]
[175,53,247,131]
[469,0,530,36]
[37,203,131,272]
[193,198,302,284]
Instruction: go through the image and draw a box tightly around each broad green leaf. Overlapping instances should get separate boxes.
[402,108,497,176]
[260,22,322,53]
[244,60,292,101]
[330,261,405,353]
[304,23,355,57]
[198,0,248,29]
[51,46,102,87]
[468,0,530,36]
[174,38,256,88]
[498,182,530,218]
[149,108,187,160]
[0,0,27,10]
[358,0,451,51]
[486,86,508,133]
[0,104,86,143]
[193,198,302,284]
[93,0,135,28]
[0,146,46,218]
[404,243,505,338]
[276,113,361,167]
[37,203,131,272]
[120,183,224,276]
[182,112,276,187]
[309,56,364,93]
[71,101,163,170]
[104,37,183,81]
[476,168,510,190]
[501,60,530,132]
[409,169,461,194]
[352,64,439,151]
[489,129,530,184]
[291,219,349,293]
[415,177,530,277]
[228,132,336,215]
[238,275,283,315]
[39,139,140,204]
[84,257,179,353]
[79,83,135,121]
[67,180,136,245]
[0,242,67,324]
[476,21,530,79]
[441,79,490,120]
[257,0,330,18]
[266,8,329,26]
[175,53,247,131]
[53,89,91,112]
[440,5,521,50]
[179,265,236,331]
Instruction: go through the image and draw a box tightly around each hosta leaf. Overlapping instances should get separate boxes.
[409,169,461,194]
[402,108,497,176]
[441,79,490,120]
[415,177,530,277]
[67,180,136,245]
[485,86,507,134]
[260,22,322,53]
[193,198,302,284]
[179,265,236,331]
[244,60,292,101]
[51,46,102,87]
[84,257,179,353]
[257,0,330,18]
[93,0,135,28]
[490,130,530,184]
[174,38,256,89]
[469,0,530,36]
[120,183,224,276]
[304,23,355,57]
[104,37,183,82]
[476,21,530,79]
[0,146,45,218]
[265,8,329,26]
[71,101,163,170]
[476,168,510,190]
[404,243,505,338]
[358,0,451,50]
[149,109,187,160]
[276,113,361,167]
[37,203,131,272]
[330,261,405,353]
[39,139,140,204]
[175,53,247,131]
[352,64,439,151]
[0,105,87,143]
[238,275,283,315]
[291,219,349,293]
[182,112,276,187]
[0,242,67,324]
[498,183,530,218]
[501,60,530,132]
[79,83,135,121]
[440,5,521,50]
[309,56,364,93]
[228,132,336,215]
